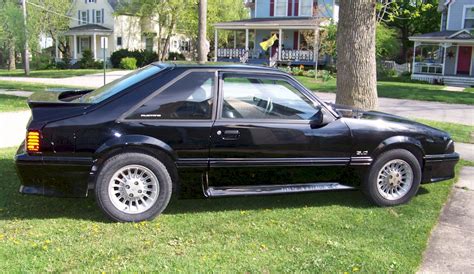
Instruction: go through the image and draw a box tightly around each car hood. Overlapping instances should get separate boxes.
[330,104,450,139]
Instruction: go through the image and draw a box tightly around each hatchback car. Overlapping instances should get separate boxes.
[15,63,459,222]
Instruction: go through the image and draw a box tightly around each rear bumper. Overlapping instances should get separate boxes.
[421,152,460,183]
[15,145,93,197]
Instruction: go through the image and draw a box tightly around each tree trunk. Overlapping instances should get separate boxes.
[335,0,378,110]
[198,0,208,64]
[8,42,16,71]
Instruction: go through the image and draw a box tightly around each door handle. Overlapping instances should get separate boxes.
[218,129,240,140]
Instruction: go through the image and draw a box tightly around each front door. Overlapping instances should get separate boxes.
[457,46,472,75]
[208,72,352,187]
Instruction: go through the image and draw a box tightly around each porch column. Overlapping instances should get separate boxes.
[412,41,419,74]
[55,36,59,61]
[245,29,249,51]
[278,28,282,61]
[73,34,77,60]
[214,29,218,62]
[233,31,237,49]
[442,43,449,76]
[313,27,320,76]
[92,33,97,60]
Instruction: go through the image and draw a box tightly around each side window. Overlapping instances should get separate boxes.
[221,76,320,120]
[128,72,214,120]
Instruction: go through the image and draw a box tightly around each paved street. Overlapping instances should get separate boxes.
[315,92,474,126]
[0,70,130,88]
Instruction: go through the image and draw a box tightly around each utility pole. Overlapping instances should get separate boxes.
[197,0,208,64]
[22,0,30,76]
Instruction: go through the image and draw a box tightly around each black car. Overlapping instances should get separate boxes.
[15,63,459,222]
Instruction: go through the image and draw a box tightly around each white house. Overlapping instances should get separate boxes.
[409,0,474,87]
[56,0,190,63]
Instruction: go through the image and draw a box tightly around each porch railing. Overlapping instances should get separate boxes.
[281,50,314,61]
[217,48,247,59]
[413,62,443,75]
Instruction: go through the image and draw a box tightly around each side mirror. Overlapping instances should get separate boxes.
[309,106,325,129]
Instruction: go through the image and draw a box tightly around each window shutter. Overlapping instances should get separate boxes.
[288,0,293,16]
[270,0,274,16]
[313,0,318,16]
[78,10,81,24]
[294,0,299,16]
[102,9,104,23]
[92,9,95,23]
[87,10,90,23]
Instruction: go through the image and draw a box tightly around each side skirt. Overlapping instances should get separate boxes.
[204,182,356,197]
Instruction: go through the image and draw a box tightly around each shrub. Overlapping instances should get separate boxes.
[31,53,54,70]
[120,57,137,70]
[168,52,185,61]
[291,66,304,76]
[77,49,103,69]
[320,70,334,82]
[110,49,159,68]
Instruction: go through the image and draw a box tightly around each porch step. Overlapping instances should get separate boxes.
[205,182,355,197]
[444,78,474,88]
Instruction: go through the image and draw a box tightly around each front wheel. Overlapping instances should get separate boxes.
[95,152,172,222]
[362,149,421,206]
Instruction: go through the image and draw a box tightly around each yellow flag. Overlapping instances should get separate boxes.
[259,34,278,51]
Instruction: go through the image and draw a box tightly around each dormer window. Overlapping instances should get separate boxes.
[464,6,474,29]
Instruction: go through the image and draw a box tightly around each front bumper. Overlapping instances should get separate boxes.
[421,152,460,183]
[15,144,93,197]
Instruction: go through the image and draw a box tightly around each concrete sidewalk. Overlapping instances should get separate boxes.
[418,167,474,273]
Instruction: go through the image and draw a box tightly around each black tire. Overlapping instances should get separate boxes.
[95,152,172,222]
[362,149,421,206]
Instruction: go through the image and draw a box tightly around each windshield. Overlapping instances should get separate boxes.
[78,65,163,104]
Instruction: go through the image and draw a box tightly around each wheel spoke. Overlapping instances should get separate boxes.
[376,159,414,201]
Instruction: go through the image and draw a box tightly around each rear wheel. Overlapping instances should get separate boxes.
[362,149,421,206]
[95,153,172,222]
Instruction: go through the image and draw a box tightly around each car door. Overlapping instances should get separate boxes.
[207,72,353,188]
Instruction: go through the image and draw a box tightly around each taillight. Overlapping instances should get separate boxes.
[26,130,41,153]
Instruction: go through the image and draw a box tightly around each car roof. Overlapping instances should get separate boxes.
[152,62,281,72]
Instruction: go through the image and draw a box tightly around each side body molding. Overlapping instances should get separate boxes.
[94,134,178,160]
[372,135,425,158]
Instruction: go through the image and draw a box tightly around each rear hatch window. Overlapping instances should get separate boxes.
[76,65,163,104]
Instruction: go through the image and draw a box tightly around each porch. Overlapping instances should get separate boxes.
[409,30,474,86]
[56,24,113,64]
[214,17,326,66]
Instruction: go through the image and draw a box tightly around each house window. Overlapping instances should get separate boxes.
[464,6,474,29]
[145,37,154,52]
[117,37,122,47]
[180,40,190,52]
[299,0,313,16]
[274,0,287,17]
[96,10,102,23]
[80,11,88,25]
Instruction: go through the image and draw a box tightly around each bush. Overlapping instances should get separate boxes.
[168,52,185,61]
[320,70,334,82]
[120,57,137,70]
[31,53,54,70]
[77,49,103,69]
[110,49,159,68]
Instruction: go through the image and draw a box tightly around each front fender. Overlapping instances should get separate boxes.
[94,134,177,160]
[372,135,425,159]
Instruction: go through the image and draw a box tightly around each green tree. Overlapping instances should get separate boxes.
[378,0,440,63]
[376,23,399,60]
[0,0,25,70]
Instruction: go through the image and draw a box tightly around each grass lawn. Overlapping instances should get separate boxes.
[0,147,471,272]
[0,95,28,112]
[0,81,83,112]
[414,119,474,144]
[0,69,114,78]
[296,77,474,105]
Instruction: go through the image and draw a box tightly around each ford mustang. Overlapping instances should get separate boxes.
[15,63,459,222]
